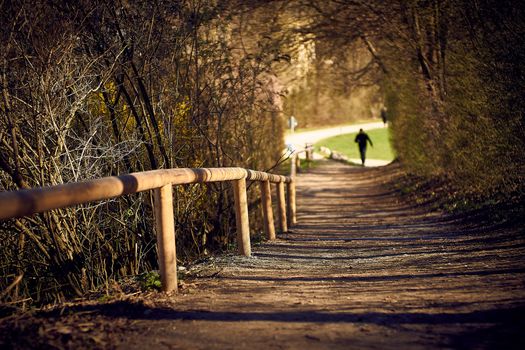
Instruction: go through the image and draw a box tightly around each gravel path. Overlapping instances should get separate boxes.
[3,160,524,349]
[121,161,525,349]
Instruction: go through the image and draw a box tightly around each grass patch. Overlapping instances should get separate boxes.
[315,127,395,161]
[139,271,162,291]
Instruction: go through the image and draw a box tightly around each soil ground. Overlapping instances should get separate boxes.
[2,160,525,349]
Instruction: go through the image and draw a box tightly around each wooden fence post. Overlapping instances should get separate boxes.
[276,181,288,233]
[233,178,251,256]
[153,184,178,292]
[290,153,297,178]
[260,180,275,240]
[287,179,296,226]
[305,143,313,162]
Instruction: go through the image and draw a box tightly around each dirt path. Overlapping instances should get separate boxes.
[3,161,525,349]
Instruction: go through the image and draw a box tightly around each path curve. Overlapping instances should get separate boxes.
[285,122,384,148]
[286,122,390,167]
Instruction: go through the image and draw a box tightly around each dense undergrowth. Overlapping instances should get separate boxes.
[0,1,288,307]
[304,0,525,227]
[381,1,525,201]
[285,0,525,211]
[393,165,525,229]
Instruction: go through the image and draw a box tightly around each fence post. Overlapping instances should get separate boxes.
[276,181,288,233]
[153,184,178,292]
[290,153,297,178]
[287,179,296,226]
[305,143,313,162]
[233,178,251,256]
[260,180,275,240]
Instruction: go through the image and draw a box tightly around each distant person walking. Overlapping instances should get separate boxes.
[380,107,388,126]
[354,129,373,166]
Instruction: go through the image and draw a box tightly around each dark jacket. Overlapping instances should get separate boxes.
[355,132,373,149]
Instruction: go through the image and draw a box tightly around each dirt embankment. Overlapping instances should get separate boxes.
[1,160,524,349]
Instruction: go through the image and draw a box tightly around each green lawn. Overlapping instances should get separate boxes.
[315,127,395,161]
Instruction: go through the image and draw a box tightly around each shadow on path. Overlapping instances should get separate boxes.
[37,300,525,326]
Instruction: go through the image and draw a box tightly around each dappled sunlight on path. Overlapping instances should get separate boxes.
[114,160,525,349]
[4,160,523,349]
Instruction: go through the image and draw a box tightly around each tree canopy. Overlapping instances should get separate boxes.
[1,0,523,305]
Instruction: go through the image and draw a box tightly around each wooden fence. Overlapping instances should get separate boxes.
[0,155,302,292]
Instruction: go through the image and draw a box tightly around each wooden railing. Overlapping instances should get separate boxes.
[0,165,299,292]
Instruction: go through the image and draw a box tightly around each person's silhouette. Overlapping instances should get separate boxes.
[354,129,373,166]
[381,107,387,126]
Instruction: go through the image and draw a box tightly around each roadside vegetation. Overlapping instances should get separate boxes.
[0,1,289,307]
[290,0,524,225]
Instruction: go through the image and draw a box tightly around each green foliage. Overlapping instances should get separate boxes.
[383,0,525,199]
[139,271,162,291]
[291,0,525,211]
